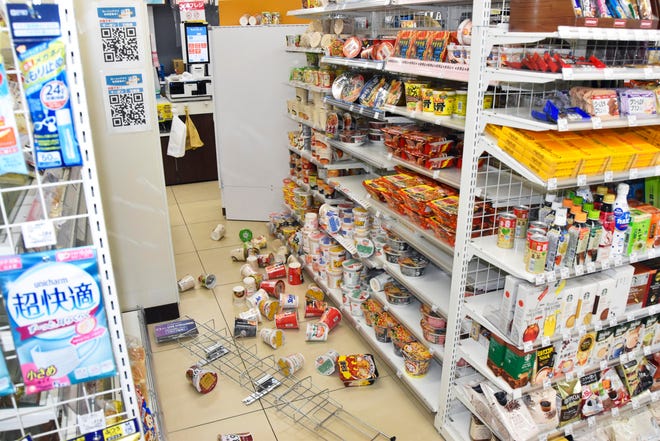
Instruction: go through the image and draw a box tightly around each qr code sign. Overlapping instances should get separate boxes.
[109,92,145,128]
[101,27,139,63]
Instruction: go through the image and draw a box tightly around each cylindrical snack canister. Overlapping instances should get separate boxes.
[234,318,257,338]
[177,274,195,292]
[247,289,268,309]
[186,364,218,394]
[260,328,285,349]
[275,310,299,329]
[306,322,329,341]
[265,263,287,280]
[246,255,259,271]
[315,350,340,375]
[288,261,303,285]
[198,273,217,289]
[513,205,530,239]
[305,299,327,318]
[260,279,286,297]
[279,293,299,309]
[277,353,305,376]
[259,298,280,320]
[319,307,342,331]
[496,212,517,249]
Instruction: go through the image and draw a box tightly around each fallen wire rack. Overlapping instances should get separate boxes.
[177,318,396,441]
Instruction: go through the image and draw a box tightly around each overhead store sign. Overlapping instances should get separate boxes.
[179,0,206,22]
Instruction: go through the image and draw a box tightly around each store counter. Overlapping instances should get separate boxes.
[157,97,218,186]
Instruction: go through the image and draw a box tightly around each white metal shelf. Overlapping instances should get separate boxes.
[465,290,660,353]
[378,256,452,318]
[369,288,445,363]
[287,112,324,131]
[324,97,388,120]
[288,145,366,170]
[303,264,443,413]
[486,66,660,83]
[327,139,396,170]
[290,175,347,206]
[287,0,391,16]
[487,26,660,44]
[285,46,325,54]
[442,406,472,441]
[469,234,660,285]
[484,107,660,132]
[384,57,470,82]
[387,155,462,187]
[321,56,385,71]
[479,134,660,190]
[382,105,467,131]
[288,80,332,94]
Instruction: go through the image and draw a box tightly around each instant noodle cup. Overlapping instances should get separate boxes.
[239,307,261,323]
[278,353,305,377]
[186,364,218,394]
[326,268,343,289]
[337,354,379,387]
[306,322,329,341]
[260,328,285,349]
[315,350,340,375]
[319,306,342,331]
[305,299,327,318]
[347,290,369,317]
[402,342,432,377]
[259,298,280,321]
[275,310,299,329]
[260,279,285,297]
[279,293,299,309]
[247,289,268,309]
[288,262,303,285]
[390,325,416,357]
[341,259,363,287]
[265,263,287,279]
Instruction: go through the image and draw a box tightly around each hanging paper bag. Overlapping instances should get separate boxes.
[167,114,186,158]
[185,107,204,150]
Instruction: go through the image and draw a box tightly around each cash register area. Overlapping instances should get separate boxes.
[147,180,445,441]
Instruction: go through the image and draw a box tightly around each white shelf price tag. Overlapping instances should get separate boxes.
[592,117,603,129]
[600,360,608,371]
[566,371,575,381]
[594,322,603,332]
[575,265,585,276]
[578,325,587,336]
[21,220,57,249]
[604,170,614,182]
[629,253,639,263]
[542,336,551,346]
[627,313,635,323]
[655,165,660,177]
[77,410,106,435]
[547,178,558,191]
[653,391,660,402]
[651,305,660,315]
[644,345,652,356]
[557,117,569,131]
[535,273,546,285]
[523,341,533,353]
[543,379,551,390]
[603,68,614,79]
[601,259,610,270]
[563,68,574,80]
[564,423,574,436]
[538,434,548,441]
[560,267,570,279]
[644,66,654,78]
[586,261,596,273]
[628,115,638,127]
[614,255,623,266]
[630,168,640,179]
[649,249,658,260]
[620,353,629,363]
[577,174,587,186]
[611,407,619,417]
[609,317,618,328]
[546,271,557,283]
[433,170,440,179]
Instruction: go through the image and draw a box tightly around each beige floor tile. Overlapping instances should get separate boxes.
[171,180,222,204]
[168,204,184,226]
[178,199,224,224]
[166,411,277,441]
[173,251,204,277]
[197,246,249,286]
[151,347,266,433]
[166,186,176,206]
[188,220,272,251]
[170,225,195,254]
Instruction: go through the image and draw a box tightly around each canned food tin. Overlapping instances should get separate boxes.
[497,212,517,249]
[453,90,467,118]
[529,221,548,233]
[526,234,549,274]
[513,205,530,239]
[526,227,546,241]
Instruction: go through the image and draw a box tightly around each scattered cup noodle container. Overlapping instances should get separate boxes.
[260,328,285,349]
[275,310,299,329]
[315,350,340,375]
[231,247,248,262]
[246,255,259,271]
[240,263,258,279]
[288,262,303,285]
[319,307,342,331]
[232,285,246,301]
[239,307,261,323]
[210,224,226,241]
[177,274,195,292]
[279,293,299,309]
[259,298,280,320]
[198,273,217,289]
[277,353,305,376]
[306,322,329,341]
[265,263,287,280]
[369,272,392,292]
[186,364,218,394]
[305,299,327,318]
[247,289,268,309]
[260,279,285,297]
[243,276,257,295]
[218,433,253,441]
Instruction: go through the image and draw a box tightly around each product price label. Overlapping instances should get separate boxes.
[560,267,570,279]
[523,341,533,353]
[566,371,575,381]
[604,170,614,182]
[557,117,569,131]
[601,259,610,270]
[603,68,614,79]
[577,174,587,186]
[512,388,522,399]
[611,407,619,417]
[586,261,596,273]
[609,317,618,328]
[651,249,659,260]
[630,253,639,263]
[547,178,558,191]
[644,346,652,356]
[535,274,546,285]
[591,117,603,130]
[614,255,623,266]
[630,168,639,179]
[600,360,608,371]
[77,410,105,435]
[542,336,551,346]
[594,322,603,332]
[546,271,557,283]
[21,220,56,249]
[543,379,551,390]
[433,170,440,180]
[628,115,638,127]
[574,265,585,276]
[563,68,574,80]
[564,423,574,436]
[588,416,595,427]
[644,67,654,78]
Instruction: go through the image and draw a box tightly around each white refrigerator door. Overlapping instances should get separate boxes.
[211,25,305,221]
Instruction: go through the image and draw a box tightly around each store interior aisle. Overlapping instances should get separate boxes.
[147,180,445,441]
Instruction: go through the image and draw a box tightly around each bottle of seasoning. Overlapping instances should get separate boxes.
[585,209,603,262]
[597,194,616,262]
[546,208,569,271]
[566,211,590,267]
[593,185,609,210]
[611,183,631,257]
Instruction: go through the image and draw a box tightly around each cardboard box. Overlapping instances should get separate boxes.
[499,275,521,335]
[600,266,634,321]
[629,263,657,311]
[627,209,651,255]
[589,327,615,368]
[502,344,535,389]
[154,318,198,343]
[557,278,582,332]
[510,279,564,347]
[576,275,600,327]
[554,337,578,377]
[608,322,630,361]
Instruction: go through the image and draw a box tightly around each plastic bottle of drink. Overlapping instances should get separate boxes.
[538,193,556,223]
[544,201,563,225]
[545,208,568,271]
[611,183,631,257]
[597,194,616,262]
[576,186,593,204]
[593,186,609,210]
[585,209,602,262]
[566,211,590,267]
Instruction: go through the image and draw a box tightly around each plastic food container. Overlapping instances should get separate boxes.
[383,281,412,305]
[390,325,416,357]
[342,259,364,287]
[398,255,429,277]
[420,304,447,329]
[347,290,369,317]
[402,342,432,377]
[382,245,407,264]
[420,319,446,345]
[360,298,384,327]
[373,311,397,343]
[386,234,409,252]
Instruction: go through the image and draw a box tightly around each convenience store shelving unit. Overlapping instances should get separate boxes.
[0,1,141,440]
[284,1,660,439]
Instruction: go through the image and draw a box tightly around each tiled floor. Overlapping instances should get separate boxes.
[150,181,446,441]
